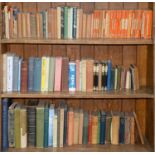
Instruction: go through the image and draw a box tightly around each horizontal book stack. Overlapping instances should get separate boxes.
[2,5,152,39]
[2,99,136,150]
[2,53,139,93]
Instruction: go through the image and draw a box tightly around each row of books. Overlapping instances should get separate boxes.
[2,98,135,151]
[3,5,152,39]
[3,54,139,93]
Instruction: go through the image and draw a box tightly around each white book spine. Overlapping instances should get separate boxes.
[7,55,13,92]
[3,54,7,92]
[125,70,131,89]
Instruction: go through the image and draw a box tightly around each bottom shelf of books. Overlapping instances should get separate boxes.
[1,98,153,152]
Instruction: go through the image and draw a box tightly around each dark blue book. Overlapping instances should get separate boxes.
[119,112,125,144]
[33,58,41,92]
[28,57,35,92]
[72,7,77,39]
[100,111,106,144]
[2,98,12,151]
[44,103,49,148]
[107,60,112,91]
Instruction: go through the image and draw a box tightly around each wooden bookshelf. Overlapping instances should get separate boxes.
[1,38,153,45]
[0,2,155,152]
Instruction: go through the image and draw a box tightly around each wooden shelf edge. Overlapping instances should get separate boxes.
[0,38,153,45]
[1,89,154,99]
[8,144,153,152]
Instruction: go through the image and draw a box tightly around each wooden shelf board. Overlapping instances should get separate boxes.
[1,38,153,45]
[8,144,153,152]
[1,88,153,99]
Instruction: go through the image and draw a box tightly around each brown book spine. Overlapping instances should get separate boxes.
[61,57,69,91]
[17,13,22,38]
[88,112,92,144]
[86,60,94,92]
[27,13,31,38]
[130,116,135,144]
[21,61,28,92]
[91,113,98,144]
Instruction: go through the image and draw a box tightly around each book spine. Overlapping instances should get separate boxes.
[53,113,58,147]
[44,107,49,148]
[76,60,80,91]
[3,54,7,92]
[7,55,13,92]
[48,108,54,147]
[17,58,22,92]
[63,106,68,145]
[28,57,34,92]
[21,61,28,92]
[64,7,68,39]
[2,99,9,151]
[83,112,88,144]
[73,8,77,39]
[119,116,125,144]
[41,57,47,92]
[100,113,106,144]
[107,60,112,90]
[69,62,76,91]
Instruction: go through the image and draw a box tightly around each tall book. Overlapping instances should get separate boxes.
[78,109,84,144]
[33,57,41,92]
[68,7,73,39]
[61,57,69,91]
[119,112,125,144]
[111,112,120,145]
[36,101,44,148]
[86,59,94,92]
[48,57,55,91]
[3,54,7,92]
[91,112,98,144]
[44,102,49,148]
[69,61,76,91]
[14,104,21,149]
[8,102,17,147]
[28,57,35,92]
[100,111,106,144]
[21,61,28,92]
[27,105,36,147]
[83,111,88,144]
[6,54,14,92]
[48,104,54,147]
[53,109,58,147]
[74,109,79,144]
[67,108,74,146]
[2,98,11,151]
[13,56,19,91]
[17,58,22,92]
[20,106,27,148]
[54,57,62,91]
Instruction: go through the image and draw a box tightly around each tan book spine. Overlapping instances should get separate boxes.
[111,115,120,145]
[91,114,98,144]
[78,110,83,144]
[57,7,61,39]
[74,111,79,144]
[82,60,86,92]
[79,9,83,39]
[130,116,135,144]
[3,54,7,92]
[27,13,31,38]
[59,108,64,147]
[22,13,26,38]
[82,14,86,38]
[17,13,22,38]
[20,108,27,148]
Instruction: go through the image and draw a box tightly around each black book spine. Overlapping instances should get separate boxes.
[72,8,77,39]
[27,107,36,147]
[61,7,64,39]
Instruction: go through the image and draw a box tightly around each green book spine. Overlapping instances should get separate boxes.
[98,112,100,144]
[14,108,20,148]
[64,7,68,39]
[48,57,55,91]
[36,107,44,148]
[44,106,49,148]
[83,112,88,144]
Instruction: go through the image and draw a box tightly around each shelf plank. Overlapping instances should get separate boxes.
[1,88,154,99]
[0,38,153,45]
[8,144,153,152]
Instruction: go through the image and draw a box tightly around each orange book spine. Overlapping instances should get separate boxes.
[127,10,133,38]
[147,10,152,39]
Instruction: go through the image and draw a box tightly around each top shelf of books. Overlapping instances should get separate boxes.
[0,38,153,45]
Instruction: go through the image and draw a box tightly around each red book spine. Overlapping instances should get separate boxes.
[21,61,28,92]
[54,57,62,91]
[88,112,92,144]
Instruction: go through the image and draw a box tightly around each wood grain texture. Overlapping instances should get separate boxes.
[66,45,80,60]
[123,2,138,9]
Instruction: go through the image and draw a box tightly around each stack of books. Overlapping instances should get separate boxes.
[2,98,135,151]
[3,54,139,93]
[2,5,152,39]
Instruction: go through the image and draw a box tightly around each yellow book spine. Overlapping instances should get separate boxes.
[41,57,47,92]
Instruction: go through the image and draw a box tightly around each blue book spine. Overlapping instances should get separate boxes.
[44,107,49,148]
[28,57,34,92]
[17,58,22,92]
[48,108,54,147]
[68,62,76,91]
[33,58,41,92]
[2,98,9,151]
[107,60,112,91]
[119,116,125,144]
[100,112,106,144]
